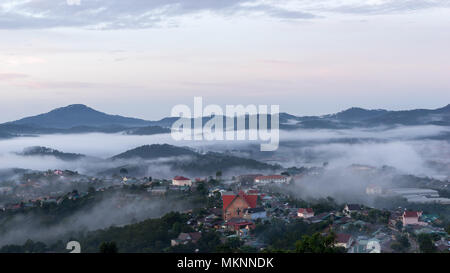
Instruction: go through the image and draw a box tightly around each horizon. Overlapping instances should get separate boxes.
[2,102,450,124]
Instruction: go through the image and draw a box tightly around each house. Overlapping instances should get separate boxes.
[172,176,192,186]
[171,232,202,246]
[297,208,314,218]
[237,174,263,185]
[243,207,267,220]
[349,236,381,253]
[335,233,353,249]
[222,191,258,221]
[402,211,423,226]
[226,218,255,232]
[343,204,362,216]
[254,175,288,184]
[307,212,333,223]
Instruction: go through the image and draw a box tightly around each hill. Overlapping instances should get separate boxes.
[111,144,197,160]
[7,104,151,129]
[18,146,86,161]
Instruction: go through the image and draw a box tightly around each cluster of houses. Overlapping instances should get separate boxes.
[170,180,449,253]
[164,173,449,253]
[1,169,448,253]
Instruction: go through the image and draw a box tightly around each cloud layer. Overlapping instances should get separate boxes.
[1,0,449,29]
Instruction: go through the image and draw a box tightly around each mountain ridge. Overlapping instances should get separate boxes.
[1,103,448,138]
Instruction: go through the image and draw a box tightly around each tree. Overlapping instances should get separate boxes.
[196,182,208,196]
[390,234,410,253]
[215,171,222,180]
[99,242,118,253]
[397,234,411,249]
[395,221,403,231]
[417,234,436,253]
[295,232,341,253]
[197,232,222,253]
[88,186,96,195]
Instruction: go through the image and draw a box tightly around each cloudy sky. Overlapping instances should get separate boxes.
[0,0,449,122]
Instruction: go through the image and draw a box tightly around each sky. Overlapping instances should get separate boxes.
[0,0,449,122]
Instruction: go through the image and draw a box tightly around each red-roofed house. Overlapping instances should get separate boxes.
[254,175,288,184]
[335,233,353,249]
[297,208,314,218]
[172,176,192,186]
[226,218,256,232]
[222,191,258,221]
[402,211,423,226]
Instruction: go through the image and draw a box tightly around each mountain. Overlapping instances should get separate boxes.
[279,104,450,128]
[111,144,197,160]
[363,104,450,126]
[18,146,86,161]
[326,107,388,121]
[109,144,280,175]
[1,104,449,138]
[8,104,151,129]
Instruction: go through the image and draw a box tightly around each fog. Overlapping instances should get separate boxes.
[0,193,195,247]
[0,125,448,178]
[0,125,449,247]
[0,125,446,158]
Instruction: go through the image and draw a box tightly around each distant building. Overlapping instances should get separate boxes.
[226,218,255,232]
[172,176,192,186]
[243,207,267,220]
[171,232,202,246]
[222,191,258,221]
[297,208,314,218]
[349,236,381,253]
[335,233,353,249]
[254,175,288,184]
[402,211,423,226]
[237,174,262,185]
[343,204,363,216]
[366,185,382,195]
[386,188,450,204]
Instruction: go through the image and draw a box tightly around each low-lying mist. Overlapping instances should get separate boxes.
[0,192,195,247]
[0,124,447,179]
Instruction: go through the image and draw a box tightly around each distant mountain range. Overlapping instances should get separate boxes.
[0,103,449,139]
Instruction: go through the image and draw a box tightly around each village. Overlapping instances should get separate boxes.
[1,167,449,253]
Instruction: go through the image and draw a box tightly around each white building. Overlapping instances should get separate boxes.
[297,208,314,218]
[366,185,382,195]
[172,176,192,186]
[254,175,288,184]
